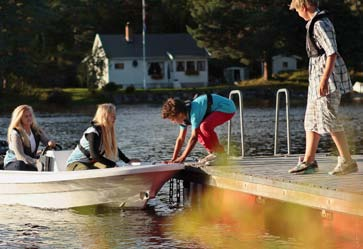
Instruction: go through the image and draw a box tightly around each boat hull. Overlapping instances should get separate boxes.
[0,164,183,209]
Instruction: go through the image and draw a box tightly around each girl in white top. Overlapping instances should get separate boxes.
[4,105,56,171]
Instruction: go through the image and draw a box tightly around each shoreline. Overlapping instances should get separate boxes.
[1,86,361,114]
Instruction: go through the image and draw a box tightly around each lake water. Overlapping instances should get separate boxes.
[0,101,362,248]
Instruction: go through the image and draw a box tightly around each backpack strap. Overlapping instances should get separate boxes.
[307,10,329,58]
[183,102,191,126]
[183,93,213,126]
[204,93,213,118]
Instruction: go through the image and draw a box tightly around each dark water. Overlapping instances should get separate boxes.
[0,102,362,248]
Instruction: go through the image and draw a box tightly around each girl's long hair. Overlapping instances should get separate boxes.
[7,105,40,147]
[92,103,118,160]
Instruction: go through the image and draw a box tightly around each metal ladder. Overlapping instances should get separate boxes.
[227,90,244,157]
[274,88,291,156]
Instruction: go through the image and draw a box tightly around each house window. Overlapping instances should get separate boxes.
[176,61,185,72]
[115,63,124,69]
[186,61,198,75]
[186,61,195,71]
[197,61,206,71]
[282,61,289,69]
[148,62,163,79]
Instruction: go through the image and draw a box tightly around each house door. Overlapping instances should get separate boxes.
[234,69,241,82]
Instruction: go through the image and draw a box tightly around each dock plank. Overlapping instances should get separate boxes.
[178,154,363,216]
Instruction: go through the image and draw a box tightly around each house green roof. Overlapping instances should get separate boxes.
[98,33,208,59]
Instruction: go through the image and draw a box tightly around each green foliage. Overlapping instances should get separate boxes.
[286,70,309,82]
[45,88,72,105]
[102,82,120,92]
[272,70,308,82]
[80,46,107,91]
[187,0,304,79]
[125,85,136,93]
[147,0,191,33]
[187,0,362,79]
[4,74,36,95]
[0,0,361,88]
[0,1,56,84]
[318,1,363,69]
[350,70,363,82]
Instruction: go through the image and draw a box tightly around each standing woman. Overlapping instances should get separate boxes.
[67,103,138,170]
[4,105,56,171]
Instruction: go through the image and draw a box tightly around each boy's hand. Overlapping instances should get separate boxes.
[319,81,329,97]
[172,156,186,163]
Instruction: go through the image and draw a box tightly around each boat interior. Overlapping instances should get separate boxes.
[44,150,73,172]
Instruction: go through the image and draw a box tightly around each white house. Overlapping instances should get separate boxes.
[223,67,249,83]
[90,24,209,88]
[271,54,301,74]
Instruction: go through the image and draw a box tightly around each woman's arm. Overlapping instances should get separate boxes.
[38,129,56,148]
[118,148,130,163]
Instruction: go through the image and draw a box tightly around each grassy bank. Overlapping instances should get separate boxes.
[1,69,362,112]
[0,80,310,113]
[7,69,352,113]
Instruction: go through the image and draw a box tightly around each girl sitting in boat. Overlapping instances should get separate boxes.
[4,105,57,171]
[66,103,139,170]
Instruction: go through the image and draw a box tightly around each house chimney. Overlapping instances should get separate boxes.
[125,22,133,42]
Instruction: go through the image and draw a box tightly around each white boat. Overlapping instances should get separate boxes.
[0,150,184,209]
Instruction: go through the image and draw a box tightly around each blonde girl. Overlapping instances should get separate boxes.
[66,103,139,170]
[4,105,56,171]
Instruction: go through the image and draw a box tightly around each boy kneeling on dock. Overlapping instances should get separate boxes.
[161,94,236,165]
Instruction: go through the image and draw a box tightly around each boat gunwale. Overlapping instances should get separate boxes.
[0,163,184,183]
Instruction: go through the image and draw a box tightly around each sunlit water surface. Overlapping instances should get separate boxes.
[0,102,362,248]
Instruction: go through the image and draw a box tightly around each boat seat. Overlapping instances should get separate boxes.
[45,150,73,172]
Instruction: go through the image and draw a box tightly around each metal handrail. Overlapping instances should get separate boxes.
[274,88,291,156]
[227,90,244,157]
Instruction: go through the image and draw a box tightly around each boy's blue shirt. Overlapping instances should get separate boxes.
[180,94,236,130]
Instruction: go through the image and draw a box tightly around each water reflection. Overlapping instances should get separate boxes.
[0,103,362,157]
[170,185,363,249]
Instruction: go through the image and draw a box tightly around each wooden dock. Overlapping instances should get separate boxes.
[177,154,363,217]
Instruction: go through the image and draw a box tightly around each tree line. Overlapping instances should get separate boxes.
[0,0,362,89]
